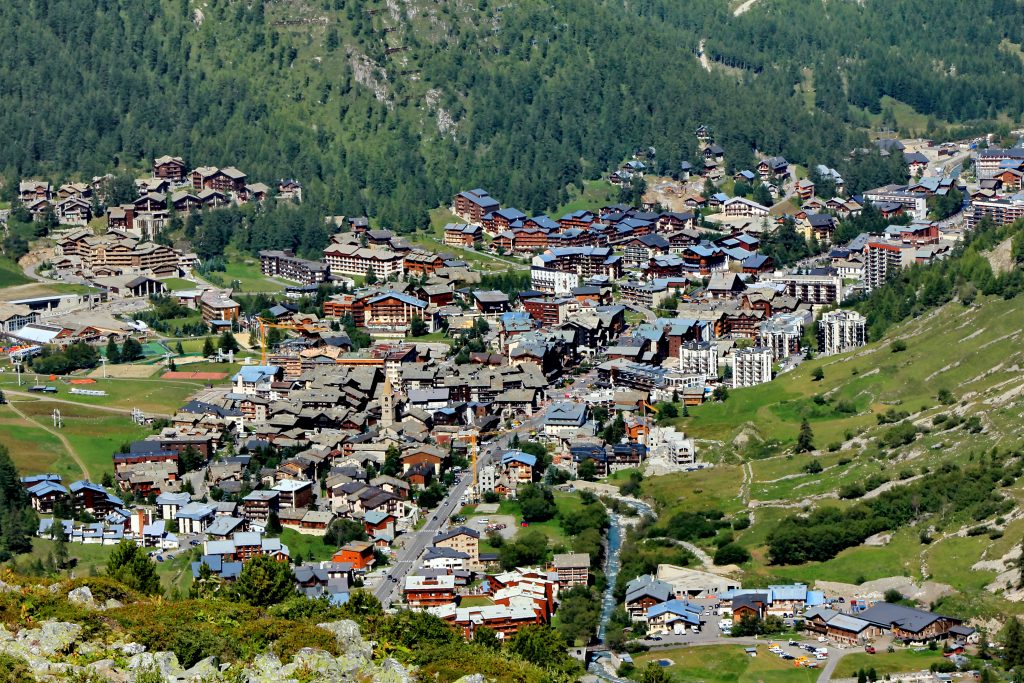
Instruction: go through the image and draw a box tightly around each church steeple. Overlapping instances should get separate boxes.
[380,375,395,428]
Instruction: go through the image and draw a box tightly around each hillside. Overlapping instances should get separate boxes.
[0,574,573,682]
[639,292,1024,620]
[0,0,1021,226]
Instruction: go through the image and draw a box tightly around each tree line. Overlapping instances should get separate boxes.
[0,0,1014,233]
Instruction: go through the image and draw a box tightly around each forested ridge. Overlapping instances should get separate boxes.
[0,0,1021,228]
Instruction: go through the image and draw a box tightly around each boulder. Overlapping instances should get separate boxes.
[317,620,373,659]
[455,675,487,683]
[290,648,345,679]
[181,655,220,681]
[374,657,412,683]
[120,642,147,656]
[127,651,183,680]
[67,586,97,609]
[17,620,82,656]
[87,658,130,683]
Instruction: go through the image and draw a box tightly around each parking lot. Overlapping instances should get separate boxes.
[465,514,517,540]
[637,598,837,669]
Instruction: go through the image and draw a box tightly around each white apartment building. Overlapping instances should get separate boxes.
[678,341,718,380]
[647,426,697,466]
[817,310,867,356]
[731,346,773,388]
[530,266,579,295]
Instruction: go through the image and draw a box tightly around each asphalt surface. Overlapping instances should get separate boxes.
[371,412,547,607]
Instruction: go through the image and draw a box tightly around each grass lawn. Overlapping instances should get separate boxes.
[15,400,153,480]
[0,255,31,287]
[752,527,924,586]
[0,373,210,413]
[279,528,337,563]
[409,331,455,345]
[429,207,461,233]
[408,232,525,273]
[642,465,746,518]
[27,538,200,596]
[207,247,285,293]
[0,281,95,301]
[832,649,946,678]
[467,491,584,553]
[634,644,819,683]
[0,404,69,476]
[459,596,494,607]
[553,179,617,218]
[160,277,199,291]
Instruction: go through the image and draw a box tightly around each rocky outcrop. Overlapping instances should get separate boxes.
[0,618,424,682]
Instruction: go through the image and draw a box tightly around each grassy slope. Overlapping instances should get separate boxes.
[641,295,1024,613]
[0,256,31,287]
[635,644,819,683]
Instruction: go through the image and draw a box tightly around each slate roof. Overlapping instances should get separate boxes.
[625,575,673,604]
[856,603,955,633]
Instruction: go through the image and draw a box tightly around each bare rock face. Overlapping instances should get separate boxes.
[127,651,184,680]
[317,619,375,659]
[67,586,98,609]
[0,615,478,682]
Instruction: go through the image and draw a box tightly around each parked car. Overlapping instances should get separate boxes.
[865,646,876,654]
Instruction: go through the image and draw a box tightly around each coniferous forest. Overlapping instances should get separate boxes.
[0,0,1021,227]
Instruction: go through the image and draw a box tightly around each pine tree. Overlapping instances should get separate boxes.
[1003,616,1024,668]
[796,419,815,453]
[106,337,121,364]
[202,336,215,357]
[219,330,240,353]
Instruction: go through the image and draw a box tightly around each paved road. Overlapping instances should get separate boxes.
[623,302,656,323]
[372,413,547,607]
[372,469,479,608]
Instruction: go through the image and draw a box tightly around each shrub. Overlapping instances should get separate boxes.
[881,422,918,448]
[891,340,907,353]
[731,516,751,531]
[839,482,866,499]
[803,459,823,474]
[713,543,751,566]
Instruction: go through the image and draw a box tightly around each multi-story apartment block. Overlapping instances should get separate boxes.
[864,239,916,290]
[678,341,718,379]
[322,243,405,279]
[769,273,843,305]
[532,246,623,280]
[757,313,806,361]
[863,184,928,220]
[552,553,590,588]
[452,189,500,224]
[966,196,1024,230]
[731,346,773,388]
[530,266,579,295]
[976,148,1024,179]
[817,310,867,356]
[259,250,330,284]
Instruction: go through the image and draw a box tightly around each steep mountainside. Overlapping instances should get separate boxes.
[0,0,1021,225]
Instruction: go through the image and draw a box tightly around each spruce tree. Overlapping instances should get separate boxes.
[106,337,121,364]
[796,419,815,453]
